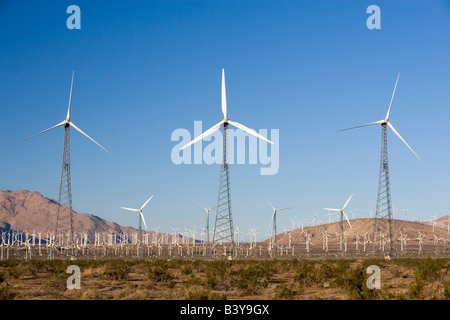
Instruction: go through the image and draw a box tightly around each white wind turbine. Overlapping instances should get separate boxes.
[196,203,215,244]
[181,69,273,151]
[266,199,292,251]
[323,194,353,228]
[323,194,353,255]
[180,68,273,245]
[25,71,109,247]
[121,195,153,235]
[339,74,420,161]
[25,71,110,153]
[339,73,420,256]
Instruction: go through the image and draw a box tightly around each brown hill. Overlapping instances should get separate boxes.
[0,190,164,243]
[268,217,450,246]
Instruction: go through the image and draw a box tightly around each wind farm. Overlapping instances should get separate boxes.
[1,69,448,260]
[0,1,449,303]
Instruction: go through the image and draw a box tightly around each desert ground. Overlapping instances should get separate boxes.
[0,256,449,300]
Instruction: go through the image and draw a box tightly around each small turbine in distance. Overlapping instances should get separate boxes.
[266,198,292,252]
[323,194,354,256]
[323,193,353,228]
[121,195,154,232]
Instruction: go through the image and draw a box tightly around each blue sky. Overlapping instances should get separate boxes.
[0,0,449,240]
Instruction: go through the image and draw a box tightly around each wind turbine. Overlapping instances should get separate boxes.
[181,68,273,245]
[323,194,353,256]
[401,208,410,221]
[339,73,420,257]
[121,195,153,243]
[266,199,292,252]
[197,203,215,244]
[25,71,109,251]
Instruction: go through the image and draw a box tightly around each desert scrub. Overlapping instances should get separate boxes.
[443,280,450,299]
[204,260,232,290]
[185,288,226,300]
[408,270,425,300]
[46,272,67,291]
[234,263,272,294]
[416,258,447,282]
[81,288,99,300]
[0,284,16,300]
[181,264,193,275]
[113,283,152,300]
[182,274,203,287]
[103,261,129,281]
[148,264,174,282]
[331,261,383,300]
[273,281,300,300]
[294,260,319,287]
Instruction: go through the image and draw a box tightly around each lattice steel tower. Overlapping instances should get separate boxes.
[212,122,235,245]
[180,68,274,247]
[55,123,75,248]
[339,74,421,258]
[25,71,109,255]
[372,123,395,256]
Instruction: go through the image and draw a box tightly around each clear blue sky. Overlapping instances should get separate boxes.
[0,1,449,241]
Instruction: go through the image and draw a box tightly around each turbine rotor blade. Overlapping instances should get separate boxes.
[338,120,384,132]
[24,121,66,141]
[387,122,421,161]
[277,207,293,211]
[222,68,227,120]
[140,195,154,211]
[386,73,400,121]
[323,208,340,212]
[265,198,275,211]
[67,70,75,122]
[342,194,353,210]
[139,211,148,230]
[342,210,352,228]
[196,202,207,211]
[180,120,224,150]
[69,121,110,153]
[227,120,273,144]
[121,207,139,212]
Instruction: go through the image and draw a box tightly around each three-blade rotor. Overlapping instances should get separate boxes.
[24,71,110,154]
[121,195,153,230]
[323,194,353,228]
[181,68,274,151]
[339,73,420,161]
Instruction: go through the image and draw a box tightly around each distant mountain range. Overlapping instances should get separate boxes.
[0,189,448,246]
[0,189,160,243]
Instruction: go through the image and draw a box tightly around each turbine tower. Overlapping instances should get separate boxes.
[197,203,215,244]
[339,74,420,257]
[323,194,353,256]
[266,199,292,253]
[25,71,109,252]
[181,69,273,246]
